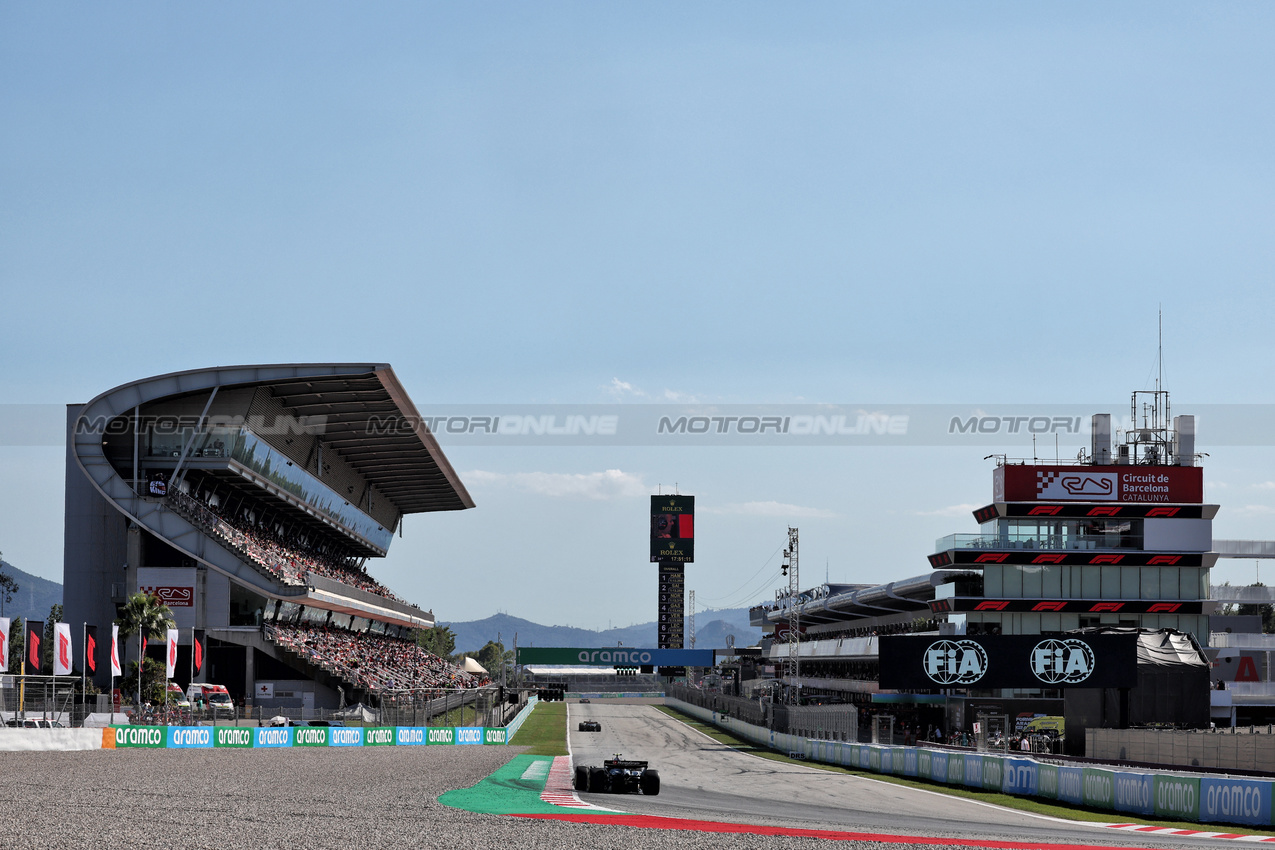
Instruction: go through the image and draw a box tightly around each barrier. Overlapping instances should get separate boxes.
[0,729,106,751]
[1200,777,1272,827]
[99,724,513,749]
[1113,771,1154,816]
[663,696,1275,830]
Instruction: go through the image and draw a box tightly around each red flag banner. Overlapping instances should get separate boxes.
[0,617,8,674]
[27,621,42,674]
[193,629,206,675]
[85,625,98,675]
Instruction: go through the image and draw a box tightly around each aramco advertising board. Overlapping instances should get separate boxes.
[517,647,716,666]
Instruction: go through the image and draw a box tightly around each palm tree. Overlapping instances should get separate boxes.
[115,592,176,707]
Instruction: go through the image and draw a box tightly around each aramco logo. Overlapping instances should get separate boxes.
[1031,639,1095,684]
[923,640,988,685]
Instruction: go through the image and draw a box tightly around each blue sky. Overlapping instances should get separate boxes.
[3,3,1275,628]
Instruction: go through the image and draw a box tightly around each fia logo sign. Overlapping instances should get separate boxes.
[923,640,988,685]
[1031,638,1095,684]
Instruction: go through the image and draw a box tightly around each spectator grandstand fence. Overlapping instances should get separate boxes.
[378,686,510,728]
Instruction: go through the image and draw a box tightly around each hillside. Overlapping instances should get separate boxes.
[443,607,761,654]
[0,561,63,624]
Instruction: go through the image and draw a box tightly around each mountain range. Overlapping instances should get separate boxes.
[442,608,761,654]
[0,561,761,651]
[0,561,63,625]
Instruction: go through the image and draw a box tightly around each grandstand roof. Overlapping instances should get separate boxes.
[77,363,474,515]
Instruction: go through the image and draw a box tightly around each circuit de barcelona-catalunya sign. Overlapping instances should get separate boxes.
[516,647,716,666]
[878,635,1137,690]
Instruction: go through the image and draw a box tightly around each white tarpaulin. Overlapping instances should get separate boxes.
[462,657,488,674]
[81,712,130,727]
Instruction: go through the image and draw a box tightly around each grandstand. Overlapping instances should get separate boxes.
[64,364,481,709]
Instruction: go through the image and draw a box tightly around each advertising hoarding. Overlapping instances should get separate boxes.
[878,635,1137,690]
[994,465,1203,504]
[137,567,197,631]
[516,647,715,666]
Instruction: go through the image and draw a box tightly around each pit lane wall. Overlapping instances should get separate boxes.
[667,698,1275,829]
[106,725,511,749]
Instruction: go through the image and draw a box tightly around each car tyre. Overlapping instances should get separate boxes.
[640,769,660,796]
[574,765,588,791]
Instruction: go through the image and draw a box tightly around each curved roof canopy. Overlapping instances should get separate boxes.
[79,363,474,516]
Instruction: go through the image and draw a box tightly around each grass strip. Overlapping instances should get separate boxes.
[509,700,568,756]
[655,706,1275,837]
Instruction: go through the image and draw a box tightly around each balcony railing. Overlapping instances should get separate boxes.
[934,533,1140,553]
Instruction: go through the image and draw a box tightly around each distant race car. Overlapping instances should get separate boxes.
[578,698,590,703]
[573,755,659,795]
[578,720,602,732]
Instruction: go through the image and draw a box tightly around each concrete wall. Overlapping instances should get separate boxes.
[62,404,131,689]
[1089,727,1275,772]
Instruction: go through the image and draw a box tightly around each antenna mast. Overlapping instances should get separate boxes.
[782,528,800,702]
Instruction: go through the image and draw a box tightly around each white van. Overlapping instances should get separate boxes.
[187,683,236,715]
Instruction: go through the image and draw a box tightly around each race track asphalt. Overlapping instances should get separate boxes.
[567,700,1249,850]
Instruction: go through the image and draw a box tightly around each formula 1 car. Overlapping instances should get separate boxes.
[578,720,602,732]
[573,755,659,795]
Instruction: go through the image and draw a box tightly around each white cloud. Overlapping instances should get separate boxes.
[1252,482,1275,490]
[914,504,981,518]
[702,501,837,519]
[464,468,648,500]
[662,388,701,403]
[604,378,647,399]
[1229,505,1275,517]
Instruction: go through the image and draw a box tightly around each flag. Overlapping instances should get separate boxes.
[192,629,206,675]
[53,623,73,676]
[85,625,99,676]
[27,620,42,674]
[110,625,122,677]
[0,617,8,673]
[166,628,178,678]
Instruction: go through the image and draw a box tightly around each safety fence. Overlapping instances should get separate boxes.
[107,724,511,749]
[668,697,1275,830]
